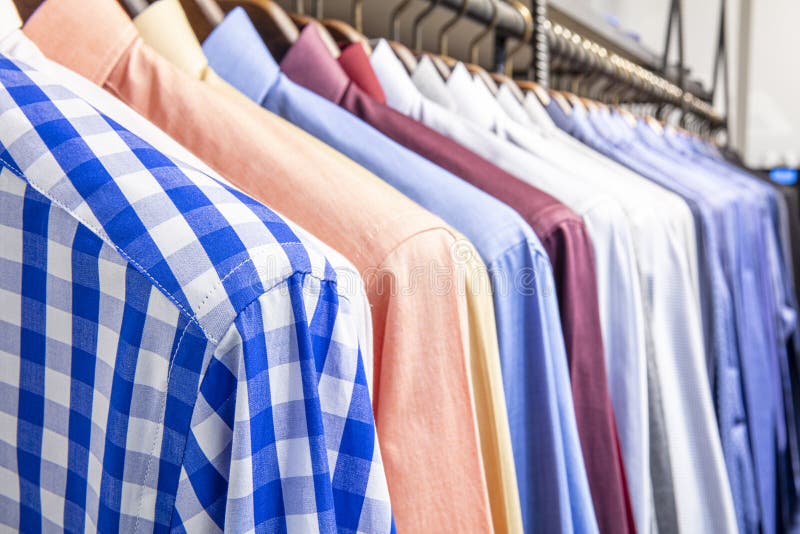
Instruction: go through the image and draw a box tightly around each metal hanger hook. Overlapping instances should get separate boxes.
[438,0,470,55]
[469,0,500,65]
[502,0,533,76]
[412,0,441,52]
[390,0,414,42]
[352,0,363,33]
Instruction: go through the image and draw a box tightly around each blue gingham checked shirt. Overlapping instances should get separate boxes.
[0,54,392,532]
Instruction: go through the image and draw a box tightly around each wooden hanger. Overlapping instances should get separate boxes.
[516,80,551,106]
[172,0,223,41]
[215,0,299,60]
[490,0,531,103]
[409,0,467,80]
[10,0,34,21]
[580,96,600,111]
[490,72,525,103]
[501,0,531,74]
[323,19,368,50]
[16,0,149,19]
[284,0,342,57]
[549,90,574,116]
[410,0,461,81]
[391,0,455,81]
[439,55,458,71]
[465,63,498,96]
[644,114,665,135]
[388,40,418,74]
[427,53,452,80]
[437,56,493,95]
[288,14,343,58]
[15,0,149,20]
[321,0,370,54]
[411,0,438,52]
[562,93,598,112]
[403,0,494,94]
[17,0,140,19]
[617,107,638,128]
[320,0,372,47]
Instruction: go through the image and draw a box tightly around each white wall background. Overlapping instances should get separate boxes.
[741,0,800,168]
[289,0,798,168]
[581,0,741,152]
[584,0,800,168]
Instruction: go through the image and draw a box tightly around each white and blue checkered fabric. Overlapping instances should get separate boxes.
[0,55,392,533]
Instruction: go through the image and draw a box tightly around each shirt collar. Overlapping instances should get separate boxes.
[410,55,456,111]
[523,92,559,134]
[572,100,589,120]
[445,63,497,130]
[497,84,556,141]
[280,23,349,104]
[584,106,621,145]
[24,0,137,87]
[339,42,386,105]
[470,72,503,114]
[368,39,423,116]
[608,110,638,144]
[133,0,209,80]
[496,84,531,125]
[634,119,668,150]
[0,0,22,39]
[202,7,278,104]
[544,98,576,134]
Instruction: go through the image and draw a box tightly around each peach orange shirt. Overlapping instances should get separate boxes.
[132,2,521,531]
[25,0,494,531]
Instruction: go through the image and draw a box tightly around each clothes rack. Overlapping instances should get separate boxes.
[402,0,728,135]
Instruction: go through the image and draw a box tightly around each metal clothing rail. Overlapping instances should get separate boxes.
[409,0,727,131]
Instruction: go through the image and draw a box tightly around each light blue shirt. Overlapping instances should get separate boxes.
[689,140,800,521]
[203,8,598,534]
[547,102,745,534]
[595,107,769,534]
[635,124,797,534]
[624,119,782,534]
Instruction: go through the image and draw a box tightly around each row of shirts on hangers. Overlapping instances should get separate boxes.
[0,0,798,533]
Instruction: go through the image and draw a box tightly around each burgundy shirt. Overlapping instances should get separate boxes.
[281,26,635,534]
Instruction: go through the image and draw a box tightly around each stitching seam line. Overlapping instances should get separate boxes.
[0,158,341,344]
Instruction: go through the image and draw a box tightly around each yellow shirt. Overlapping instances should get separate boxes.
[132,3,522,531]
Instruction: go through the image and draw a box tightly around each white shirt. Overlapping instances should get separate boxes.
[370,41,651,532]
[519,93,702,299]
[445,61,657,534]
[494,72,736,534]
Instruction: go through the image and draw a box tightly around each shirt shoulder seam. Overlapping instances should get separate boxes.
[0,158,337,345]
[376,225,460,271]
[528,204,585,239]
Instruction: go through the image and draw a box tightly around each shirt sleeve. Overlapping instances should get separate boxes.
[460,246,524,534]
[369,231,494,533]
[173,272,392,533]
[581,200,651,534]
[541,218,637,534]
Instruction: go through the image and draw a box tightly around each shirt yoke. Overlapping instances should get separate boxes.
[0,55,335,344]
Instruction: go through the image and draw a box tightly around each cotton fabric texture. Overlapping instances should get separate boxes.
[25,1,496,530]
[0,53,391,532]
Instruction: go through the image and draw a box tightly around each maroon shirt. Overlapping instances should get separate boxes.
[281,25,636,534]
